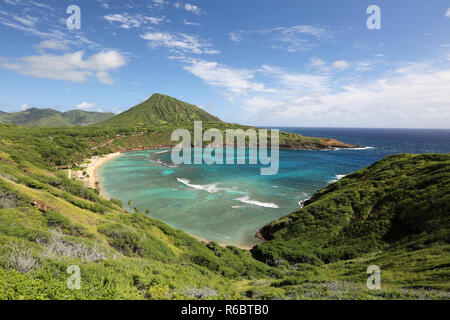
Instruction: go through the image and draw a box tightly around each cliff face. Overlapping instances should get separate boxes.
[252,153,450,265]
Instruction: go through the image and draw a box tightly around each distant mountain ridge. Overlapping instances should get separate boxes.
[0,108,114,127]
[99,93,357,150]
[0,93,357,150]
[99,93,221,126]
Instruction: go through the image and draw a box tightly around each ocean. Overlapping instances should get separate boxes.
[99,128,450,248]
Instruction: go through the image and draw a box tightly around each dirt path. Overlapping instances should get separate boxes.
[91,137,120,150]
[91,133,144,150]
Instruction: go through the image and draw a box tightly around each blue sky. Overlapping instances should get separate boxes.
[0,0,449,128]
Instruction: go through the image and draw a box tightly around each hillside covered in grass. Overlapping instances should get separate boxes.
[99,93,222,126]
[97,93,356,150]
[0,108,114,127]
[252,153,450,289]
[0,122,449,299]
[0,93,357,151]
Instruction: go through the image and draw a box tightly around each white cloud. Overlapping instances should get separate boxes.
[183,59,275,96]
[184,4,204,16]
[145,16,164,24]
[0,50,127,84]
[140,32,219,54]
[309,58,353,73]
[332,60,351,70]
[3,0,22,5]
[182,54,450,127]
[12,14,38,27]
[394,62,429,75]
[94,0,109,9]
[30,1,55,12]
[277,25,327,39]
[34,39,68,51]
[445,8,450,18]
[104,13,164,29]
[0,6,101,50]
[229,32,242,43]
[240,62,450,127]
[260,65,330,92]
[76,102,96,110]
[183,19,200,26]
[310,57,326,67]
[354,62,373,72]
[20,103,31,111]
[104,14,136,28]
[228,25,329,52]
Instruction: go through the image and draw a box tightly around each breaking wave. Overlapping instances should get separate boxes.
[154,150,170,154]
[329,174,346,183]
[157,158,179,168]
[177,178,238,194]
[233,196,279,208]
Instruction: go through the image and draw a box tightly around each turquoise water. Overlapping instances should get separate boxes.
[99,128,450,248]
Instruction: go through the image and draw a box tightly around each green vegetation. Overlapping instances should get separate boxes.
[253,153,450,290]
[98,93,355,150]
[59,110,115,126]
[0,94,448,300]
[0,108,114,127]
[0,94,355,151]
[99,93,221,126]
[0,156,276,299]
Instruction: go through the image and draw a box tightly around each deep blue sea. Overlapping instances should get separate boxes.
[100,128,450,247]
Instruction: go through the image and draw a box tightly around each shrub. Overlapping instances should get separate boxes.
[37,234,108,262]
[44,210,88,237]
[5,242,40,273]
[110,198,123,208]
[184,287,218,299]
[97,223,177,263]
[0,190,18,209]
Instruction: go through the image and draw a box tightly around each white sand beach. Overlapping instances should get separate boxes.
[72,152,121,197]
